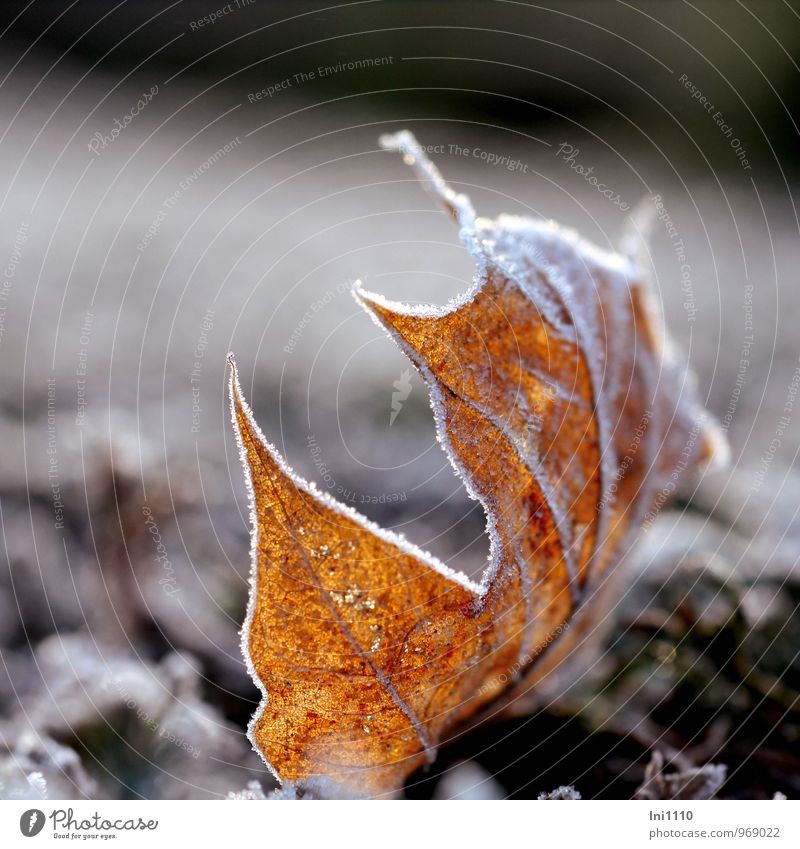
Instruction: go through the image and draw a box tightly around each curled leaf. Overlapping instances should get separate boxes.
[229,132,727,796]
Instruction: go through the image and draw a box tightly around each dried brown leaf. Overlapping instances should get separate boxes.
[229,131,727,795]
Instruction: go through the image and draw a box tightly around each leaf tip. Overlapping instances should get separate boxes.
[349,277,367,301]
[378,130,414,153]
[350,279,378,308]
[701,415,731,474]
[351,285,411,342]
[378,130,476,229]
[227,353,242,403]
[620,197,658,269]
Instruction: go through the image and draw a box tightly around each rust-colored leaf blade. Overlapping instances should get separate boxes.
[230,361,525,794]
[230,131,727,796]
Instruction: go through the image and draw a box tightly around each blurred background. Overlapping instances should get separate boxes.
[0,0,798,800]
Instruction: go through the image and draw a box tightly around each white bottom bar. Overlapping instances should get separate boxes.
[1,799,797,848]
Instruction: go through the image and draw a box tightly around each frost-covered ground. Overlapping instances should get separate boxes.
[1,53,799,798]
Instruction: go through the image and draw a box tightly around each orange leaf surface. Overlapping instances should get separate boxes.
[229,131,727,796]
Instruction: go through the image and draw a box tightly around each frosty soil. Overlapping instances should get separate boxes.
[190,308,215,433]
[103,676,200,760]
[720,283,753,433]
[751,357,800,494]
[137,138,241,252]
[283,281,349,354]
[75,311,94,427]
[141,506,179,596]
[47,377,65,530]
[306,433,407,504]
[0,220,28,349]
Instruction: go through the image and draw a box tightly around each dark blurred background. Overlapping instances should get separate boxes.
[0,0,798,800]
